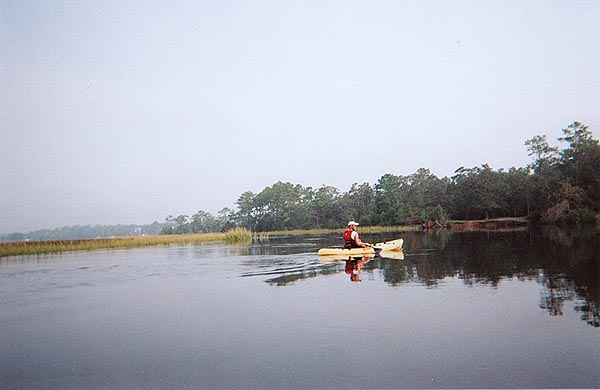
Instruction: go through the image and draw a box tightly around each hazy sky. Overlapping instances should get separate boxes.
[1,1,599,234]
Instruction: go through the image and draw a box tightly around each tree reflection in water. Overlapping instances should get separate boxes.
[263,227,600,328]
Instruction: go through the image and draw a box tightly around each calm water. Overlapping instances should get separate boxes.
[1,228,599,389]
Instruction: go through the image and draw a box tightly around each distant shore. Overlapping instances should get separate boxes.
[448,217,529,231]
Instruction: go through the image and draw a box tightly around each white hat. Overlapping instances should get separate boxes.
[348,221,359,226]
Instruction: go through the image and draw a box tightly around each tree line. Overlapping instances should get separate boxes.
[161,122,599,234]
[0,223,165,242]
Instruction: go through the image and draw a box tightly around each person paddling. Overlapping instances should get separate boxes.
[343,221,370,249]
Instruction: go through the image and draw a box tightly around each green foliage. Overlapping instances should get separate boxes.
[558,122,600,206]
[450,165,505,220]
[528,122,600,224]
[161,210,225,235]
[420,205,450,227]
[157,122,598,233]
[525,134,559,174]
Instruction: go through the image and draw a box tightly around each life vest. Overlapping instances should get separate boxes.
[343,229,356,247]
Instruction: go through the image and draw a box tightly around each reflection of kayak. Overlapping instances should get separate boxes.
[378,250,405,260]
[317,238,403,257]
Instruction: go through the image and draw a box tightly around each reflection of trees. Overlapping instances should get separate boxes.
[537,273,576,316]
[376,259,414,286]
[253,229,599,328]
[575,301,600,328]
[375,229,600,328]
[534,227,599,327]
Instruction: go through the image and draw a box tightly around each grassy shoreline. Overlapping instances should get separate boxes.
[0,225,420,258]
[0,228,255,258]
[0,233,220,258]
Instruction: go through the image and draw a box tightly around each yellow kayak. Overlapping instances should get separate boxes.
[317,238,404,257]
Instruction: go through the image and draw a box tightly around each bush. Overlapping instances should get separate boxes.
[420,205,450,227]
[542,202,597,225]
[541,201,569,224]
[565,208,597,225]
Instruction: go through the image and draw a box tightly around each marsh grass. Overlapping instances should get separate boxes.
[224,227,252,244]
[0,232,226,257]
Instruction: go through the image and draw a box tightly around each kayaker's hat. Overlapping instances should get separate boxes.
[348,221,359,226]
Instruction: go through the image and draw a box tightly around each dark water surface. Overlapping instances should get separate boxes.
[1,228,599,388]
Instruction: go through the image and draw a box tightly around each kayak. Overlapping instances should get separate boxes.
[318,249,404,263]
[373,238,403,252]
[317,246,376,257]
[317,238,404,257]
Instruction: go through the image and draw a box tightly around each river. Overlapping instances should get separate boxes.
[1,228,598,388]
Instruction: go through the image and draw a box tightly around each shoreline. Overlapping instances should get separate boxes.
[448,217,530,231]
[0,222,533,258]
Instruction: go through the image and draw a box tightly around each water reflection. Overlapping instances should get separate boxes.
[255,228,600,328]
[344,256,373,283]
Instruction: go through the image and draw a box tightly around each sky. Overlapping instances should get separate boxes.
[1,0,599,234]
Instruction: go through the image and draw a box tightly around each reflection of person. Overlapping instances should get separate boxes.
[343,221,370,249]
[345,256,371,282]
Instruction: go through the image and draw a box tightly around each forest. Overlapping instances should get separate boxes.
[159,122,598,233]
